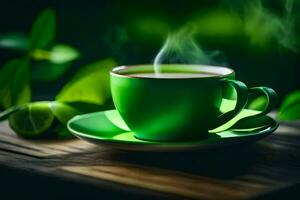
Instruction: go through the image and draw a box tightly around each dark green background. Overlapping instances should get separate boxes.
[0,0,299,104]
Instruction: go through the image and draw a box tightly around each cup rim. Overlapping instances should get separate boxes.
[110,64,235,79]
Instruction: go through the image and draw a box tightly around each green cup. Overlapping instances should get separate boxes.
[110,64,276,141]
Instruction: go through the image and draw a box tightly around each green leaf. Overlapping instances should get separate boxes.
[0,60,16,108]
[30,9,56,49]
[50,101,81,125]
[56,58,117,105]
[0,33,29,51]
[31,45,80,64]
[0,59,31,109]
[277,91,300,121]
[31,61,72,82]
[16,84,31,106]
[0,85,12,109]
[0,60,19,87]
[49,44,80,64]
[30,44,79,82]
[11,59,31,105]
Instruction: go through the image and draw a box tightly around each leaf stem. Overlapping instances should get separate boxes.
[0,105,24,121]
[31,49,51,60]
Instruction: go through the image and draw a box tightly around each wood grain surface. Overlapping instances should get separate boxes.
[0,122,95,158]
[0,120,300,199]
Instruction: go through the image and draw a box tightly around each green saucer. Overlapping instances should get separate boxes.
[67,100,278,151]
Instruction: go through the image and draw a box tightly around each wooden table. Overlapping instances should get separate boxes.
[1,119,300,199]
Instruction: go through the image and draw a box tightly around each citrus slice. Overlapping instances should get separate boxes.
[9,101,55,138]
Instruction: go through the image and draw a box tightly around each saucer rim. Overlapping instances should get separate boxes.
[67,110,279,151]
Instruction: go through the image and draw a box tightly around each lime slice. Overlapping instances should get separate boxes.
[9,101,55,138]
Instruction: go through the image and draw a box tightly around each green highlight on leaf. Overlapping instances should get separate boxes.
[30,8,56,49]
[277,90,300,121]
[31,44,80,64]
[56,58,117,105]
[49,44,80,64]
[50,101,81,125]
[0,33,29,51]
[30,44,79,82]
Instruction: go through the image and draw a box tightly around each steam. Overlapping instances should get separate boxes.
[154,27,225,75]
[280,0,296,51]
[153,0,297,75]
[240,0,296,51]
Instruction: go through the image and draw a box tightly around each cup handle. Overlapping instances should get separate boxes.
[246,87,277,117]
[213,79,248,128]
[226,87,278,129]
[213,84,277,130]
